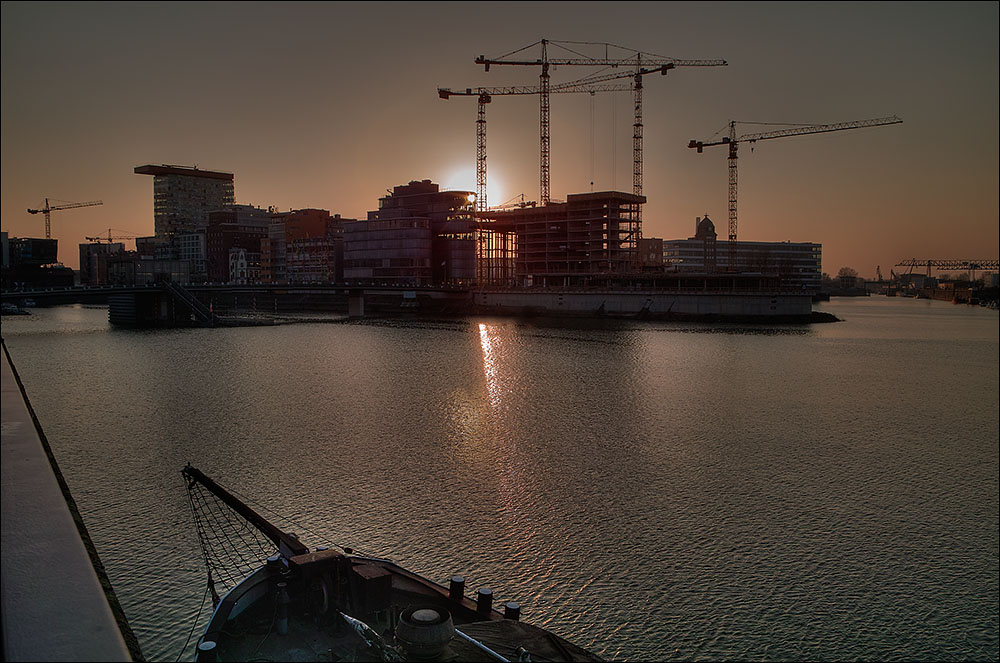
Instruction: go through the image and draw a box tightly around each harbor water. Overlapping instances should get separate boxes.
[2,297,997,661]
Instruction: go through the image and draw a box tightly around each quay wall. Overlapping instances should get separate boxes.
[473,290,814,319]
[1,341,137,661]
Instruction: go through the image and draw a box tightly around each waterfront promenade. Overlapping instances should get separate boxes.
[1,341,134,661]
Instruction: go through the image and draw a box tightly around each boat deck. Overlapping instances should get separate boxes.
[211,599,597,662]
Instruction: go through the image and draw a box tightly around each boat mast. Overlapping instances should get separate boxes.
[182,465,310,557]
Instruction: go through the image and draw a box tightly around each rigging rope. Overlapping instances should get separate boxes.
[185,474,383,601]
[186,478,280,593]
[174,580,211,663]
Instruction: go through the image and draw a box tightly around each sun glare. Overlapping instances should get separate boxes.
[442,166,505,209]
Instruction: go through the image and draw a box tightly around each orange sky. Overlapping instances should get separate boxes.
[2,2,997,275]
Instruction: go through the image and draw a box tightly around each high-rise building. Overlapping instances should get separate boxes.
[134,164,235,250]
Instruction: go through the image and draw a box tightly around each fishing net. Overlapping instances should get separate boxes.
[183,468,280,602]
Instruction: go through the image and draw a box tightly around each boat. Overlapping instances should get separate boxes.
[1,302,30,315]
[182,465,602,662]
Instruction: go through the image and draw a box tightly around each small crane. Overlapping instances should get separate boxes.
[27,198,103,239]
[85,229,137,244]
[688,116,902,271]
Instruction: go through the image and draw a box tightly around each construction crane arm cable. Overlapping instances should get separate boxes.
[27,200,103,214]
[690,116,902,149]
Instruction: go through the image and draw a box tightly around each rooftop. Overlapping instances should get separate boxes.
[134,164,234,181]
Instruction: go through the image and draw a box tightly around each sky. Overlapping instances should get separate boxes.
[2,1,997,275]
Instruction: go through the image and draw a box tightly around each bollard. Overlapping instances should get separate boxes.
[476,587,493,615]
[197,641,217,661]
[504,601,520,621]
[449,575,466,601]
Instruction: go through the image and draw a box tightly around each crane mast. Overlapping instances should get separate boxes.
[689,115,902,271]
[27,198,104,239]
[475,39,726,205]
[439,74,637,212]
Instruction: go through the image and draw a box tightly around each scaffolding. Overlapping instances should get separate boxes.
[478,191,644,288]
[475,219,516,287]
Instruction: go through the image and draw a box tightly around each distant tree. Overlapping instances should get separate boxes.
[837,266,859,289]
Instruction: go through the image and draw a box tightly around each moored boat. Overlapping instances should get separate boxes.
[182,465,602,662]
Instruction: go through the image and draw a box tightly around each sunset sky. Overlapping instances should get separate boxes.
[2,2,997,275]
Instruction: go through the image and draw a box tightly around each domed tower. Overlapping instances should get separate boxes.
[694,215,717,272]
[694,215,717,240]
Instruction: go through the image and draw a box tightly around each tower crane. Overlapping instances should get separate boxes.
[27,198,103,239]
[439,68,656,212]
[474,39,727,205]
[688,116,902,271]
[85,229,138,244]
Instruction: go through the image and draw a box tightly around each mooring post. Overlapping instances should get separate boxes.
[348,289,365,318]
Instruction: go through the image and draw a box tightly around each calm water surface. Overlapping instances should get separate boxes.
[3,297,998,661]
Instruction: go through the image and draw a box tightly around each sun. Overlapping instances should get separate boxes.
[441,166,506,209]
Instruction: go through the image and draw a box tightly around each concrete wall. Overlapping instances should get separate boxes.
[473,290,813,318]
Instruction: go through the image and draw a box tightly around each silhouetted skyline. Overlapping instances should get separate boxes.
[2,2,997,273]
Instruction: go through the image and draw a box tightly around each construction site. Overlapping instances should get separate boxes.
[433,39,903,318]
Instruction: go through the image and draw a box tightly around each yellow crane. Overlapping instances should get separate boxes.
[688,116,902,271]
[27,198,103,239]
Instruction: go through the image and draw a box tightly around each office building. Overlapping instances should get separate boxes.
[285,209,346,284]
[79,242,125,286]
[662,215,822,291]
[134,164,235,253]
[205,205,271,284]
[343,180,475,286]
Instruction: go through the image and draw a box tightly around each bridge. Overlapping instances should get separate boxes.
[895,259,999,278]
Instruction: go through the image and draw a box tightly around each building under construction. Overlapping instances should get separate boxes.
[477,191,644,288]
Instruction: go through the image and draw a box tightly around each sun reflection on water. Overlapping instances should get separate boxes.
[479,322,503,409]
